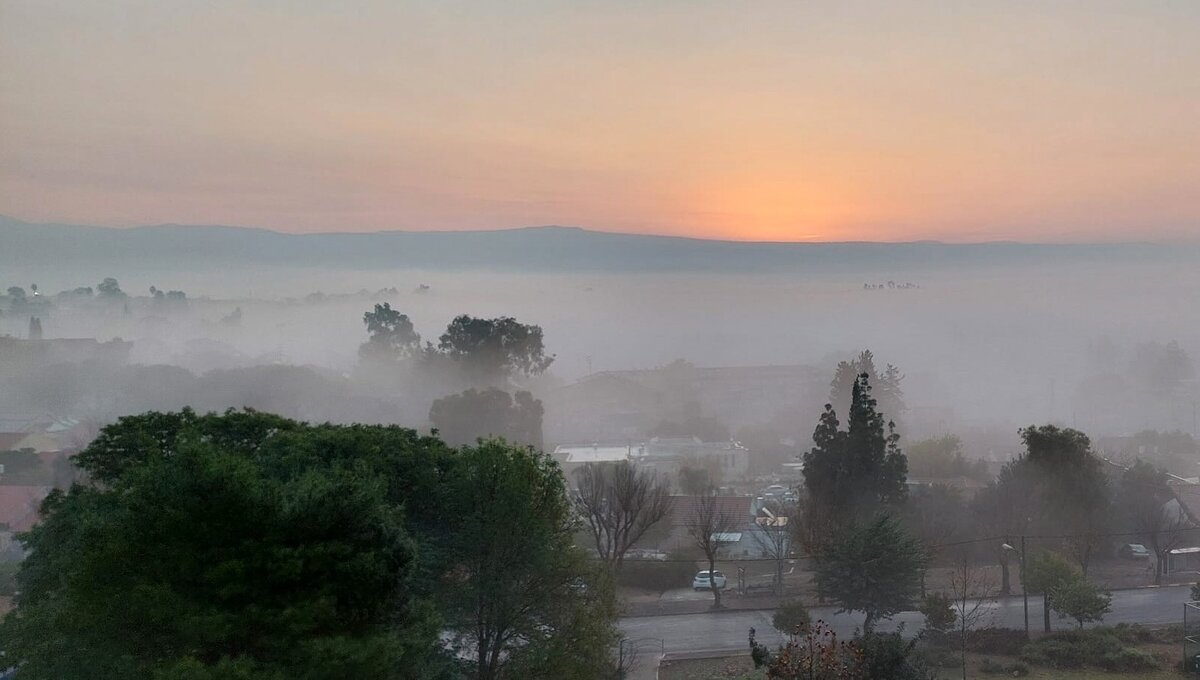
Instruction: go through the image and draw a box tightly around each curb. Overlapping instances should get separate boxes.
[622,583,1194,619]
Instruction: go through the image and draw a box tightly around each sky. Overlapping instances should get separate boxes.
[2,1,1199,243]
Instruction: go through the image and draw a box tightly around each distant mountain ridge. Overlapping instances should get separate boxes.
[0,214,1188,274]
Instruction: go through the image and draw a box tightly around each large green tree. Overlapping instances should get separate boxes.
[815,514,927,633]
[1,433,436,679]
[1021,425,1110,576]
[435,315,554,385]
[6,410,619,680]
[1120,459,1186,584]
[1024,550,1077,633]
[360,302,422,364]
[445,441,618,679]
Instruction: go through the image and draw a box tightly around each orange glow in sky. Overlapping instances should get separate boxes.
[2,2,1199,242]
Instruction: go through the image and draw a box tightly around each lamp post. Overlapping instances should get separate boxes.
[1002,538,1029,639]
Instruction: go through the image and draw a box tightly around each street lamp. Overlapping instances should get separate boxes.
[1002,539,1030,639]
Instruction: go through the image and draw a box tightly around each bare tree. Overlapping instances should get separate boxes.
[574,462,672,569]
[1133,503,1188,585]
[751,502,794,596]
[687,491,739,609]
[948,552,997,680]
[1122,460,1190,584]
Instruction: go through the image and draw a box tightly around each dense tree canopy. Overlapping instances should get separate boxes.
[3,421,436,679]
[3,410,617,680]
[360,302,422,363]
[436,315,554,384]
[428,388,544,450]
[815,514,927,633]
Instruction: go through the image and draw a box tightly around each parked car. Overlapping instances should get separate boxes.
[692,570,727,591]
[1118,543,1151,560]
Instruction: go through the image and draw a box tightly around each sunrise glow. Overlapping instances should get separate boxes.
[2,2,1198,242]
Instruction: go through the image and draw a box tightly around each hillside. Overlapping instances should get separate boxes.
[0,215,1186,275]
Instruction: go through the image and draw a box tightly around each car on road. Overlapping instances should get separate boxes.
[692,570,727,591]
[1118,543,1151,560]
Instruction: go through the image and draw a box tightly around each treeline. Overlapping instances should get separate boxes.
[0,410,620,680]
[357,304,553,449]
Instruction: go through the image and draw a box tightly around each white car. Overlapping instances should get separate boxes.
[692,570,728,591]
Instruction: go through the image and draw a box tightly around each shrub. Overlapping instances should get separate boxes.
[856,630,936,680]
[1098,647,1157,672]
[1019,627,1160,672]
[1048,577,1111,628]
[963,627,1027,656]
[979,657,1030,676]
[1020,637,1088,669]
[617,557,696,592]
[919,593,955,634]
[921,646,957,668]
[772,599,811,633]
[1110,622,1156,644]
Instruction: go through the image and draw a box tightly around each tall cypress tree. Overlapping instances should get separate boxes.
[803,373,908,525]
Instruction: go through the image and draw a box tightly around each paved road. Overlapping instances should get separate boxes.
[619,584,1193,656]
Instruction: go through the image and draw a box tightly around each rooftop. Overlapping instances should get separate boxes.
[554,444,633,464]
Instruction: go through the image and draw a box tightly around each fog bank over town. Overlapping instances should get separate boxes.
[3,215,1198,463]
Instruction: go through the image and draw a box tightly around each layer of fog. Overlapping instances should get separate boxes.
[2,256,1198,455]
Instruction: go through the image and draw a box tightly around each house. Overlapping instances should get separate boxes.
[544,361,827,445]
[553,443,635,480]
[0,336,132,379]
[0,416,91,489]
[1160,483,1200,574]
[630,494,757,555]
[641,437,750,480]
[0,485,52,555]
[556,436,752,487]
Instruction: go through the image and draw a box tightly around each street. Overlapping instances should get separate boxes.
[619,584,1193,656]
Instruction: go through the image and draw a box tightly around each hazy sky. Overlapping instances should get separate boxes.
[2,1,1199,242]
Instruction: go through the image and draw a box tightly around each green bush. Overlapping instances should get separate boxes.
[1021,638,1088,669]
[771,599,811,633]
[978,657,1005,674]
[1019,627,1160,672]
[963,627,1027,656]
[855,631,936,680]
[979,657,1030,676]
[919,593,955,634]
[1110,622,1163,644]
[1098,647,1157,672]
[921,646,957,669]
[616,557,697,592]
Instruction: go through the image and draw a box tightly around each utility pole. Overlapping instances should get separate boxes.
[1004,538,1031,639]
[1020,535,1029,639]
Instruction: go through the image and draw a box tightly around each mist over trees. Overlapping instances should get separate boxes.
[429,388,543,449]
[3,248,1200,677]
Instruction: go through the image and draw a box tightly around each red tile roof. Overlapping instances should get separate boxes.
[0,486,51,532]
[667,495,753,527]
[0,434,27,451]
